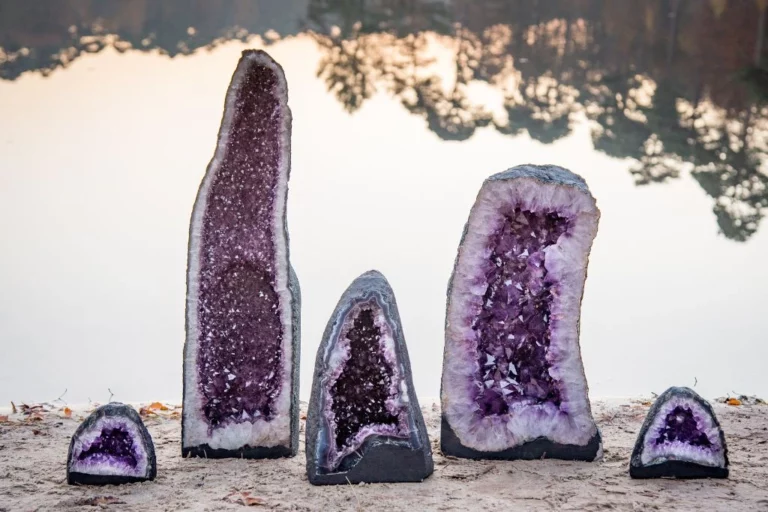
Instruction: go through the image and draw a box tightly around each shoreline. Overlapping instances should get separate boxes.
[1,400,767,511]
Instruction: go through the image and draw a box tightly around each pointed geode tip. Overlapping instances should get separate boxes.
[630,386,729,479]
[67,402,156,486]
[306,271,433,485]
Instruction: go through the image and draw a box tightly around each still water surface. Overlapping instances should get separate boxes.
[1,1,767,405]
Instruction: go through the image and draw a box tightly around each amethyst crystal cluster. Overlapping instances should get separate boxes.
[441,165,601,460]
[67,403,156,485]
[630,387,728,478]
[306,271,433,485]
[182,50,300,458]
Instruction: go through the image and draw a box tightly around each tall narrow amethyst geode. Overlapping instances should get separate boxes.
[630,387,728,479]
[441,165,601,460]
[67,403,156,485]
[306,271,433,485]
[182,50,300,458]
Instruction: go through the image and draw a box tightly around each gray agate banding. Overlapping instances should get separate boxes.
[441,164,601,461]
[67,403,156,485]
[630,387,729,479]
[182,50,300,459]
[306,271,433,485]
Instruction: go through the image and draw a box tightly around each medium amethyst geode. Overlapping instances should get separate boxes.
[441,165,601,460]
[630,387,728,478]
[182,50,300,458]
[306,271,433,485]
[67,403,156,485]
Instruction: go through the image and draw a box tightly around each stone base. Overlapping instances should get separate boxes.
[441,415,601,461]
[67,472,152,486]
[630,460,729,479]
[182,443,294,459]
[307,435,433,485]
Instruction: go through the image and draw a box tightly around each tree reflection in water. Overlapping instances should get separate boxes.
[2,0,767,241]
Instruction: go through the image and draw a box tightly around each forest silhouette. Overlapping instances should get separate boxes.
[2,0,767,241]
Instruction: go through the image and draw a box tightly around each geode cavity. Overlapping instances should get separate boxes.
[182,50,300,458]
[67,403,156,485]
[306,271,433,485]
[441,164,601,460]
[630,387,728,479]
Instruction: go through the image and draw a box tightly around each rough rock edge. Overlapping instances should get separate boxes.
[182,49,299,457]
[441,164,601,458]
[629,386,729,479]
[306,271,434,485]
[67,403,156,485]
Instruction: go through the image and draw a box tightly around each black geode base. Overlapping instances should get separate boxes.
[68,473,152,486]
[630,461,729,479]
[182,444,294,459]
[307,435,433,485]
[441,415,602,461]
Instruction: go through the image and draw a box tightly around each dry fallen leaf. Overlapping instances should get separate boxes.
[138,407,156,418]
[727,398,742,406]
[169,411,181,420]
[148,402,169,411]
[225,491,266,507]
[62,407,72,418]
[0,415,8,422]
[640,401,652,406]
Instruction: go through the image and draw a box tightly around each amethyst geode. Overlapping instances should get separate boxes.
[67,403,156,485]
[630,387,728,479]
[441,165,601,461]
[306,271,433,485]
[182,50,300,458]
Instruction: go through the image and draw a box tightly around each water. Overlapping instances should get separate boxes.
[1,0,767,406]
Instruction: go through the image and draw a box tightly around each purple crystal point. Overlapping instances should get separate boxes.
[441,164,601,461]
[630,387,728,479]
[67,403,156,485]
[306,271,433,485]
[182,50,300,458]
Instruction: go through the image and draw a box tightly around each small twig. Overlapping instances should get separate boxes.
[53,389,68,405]
[694,377,698,387]
[108,388,114,402]
[10,401,17,414]
[345,477,362,511]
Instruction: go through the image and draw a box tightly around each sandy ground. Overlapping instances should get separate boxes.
[1,400,767,511]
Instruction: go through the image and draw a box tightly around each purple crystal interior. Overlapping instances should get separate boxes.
[77,427,138,468]
[655,406,713,447]
[331,308,398,451]
[197,60,284,428]
[472,207,569,416]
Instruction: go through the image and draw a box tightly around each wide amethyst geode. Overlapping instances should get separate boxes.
[630,387,728,478]
[441,164,601,460]
[306,271,433,485]
[182,50,300,458]
[67,403,156,485]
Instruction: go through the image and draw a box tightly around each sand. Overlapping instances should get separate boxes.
[1,400,767,511]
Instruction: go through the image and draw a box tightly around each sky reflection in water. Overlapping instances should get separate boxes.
[1,0,767,405]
